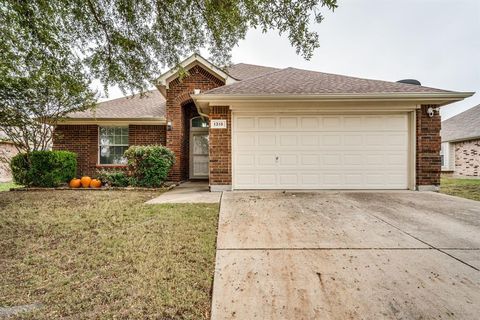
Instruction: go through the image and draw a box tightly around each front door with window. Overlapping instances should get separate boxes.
[189,117,209,179]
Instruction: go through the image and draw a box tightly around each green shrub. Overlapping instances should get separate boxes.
[10,153,30,185]
[124,145,175,187]
[96,169,130,187]
[10,151,77,187]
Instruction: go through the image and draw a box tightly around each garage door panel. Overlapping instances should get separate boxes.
[235,133,255,146]
[257,117,276,129]
[258,134,276,146]
[233,114,409,189]
[343,116,363,129]
[323,117,342,128]
[279,135,297,146]
[236,117,256,129]
[344,135,363,146]
[258,174,276,185]
[301,135,320,146]
[322,135,342,146]
[279,117,298,129]
[301,154,320,166]
[385,115,409,130]
[300,117,320,129]
[301,174,320,185]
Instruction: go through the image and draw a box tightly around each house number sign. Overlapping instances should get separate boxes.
[211,119,227,129]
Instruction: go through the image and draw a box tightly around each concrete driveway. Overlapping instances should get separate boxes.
[211,191,480,319]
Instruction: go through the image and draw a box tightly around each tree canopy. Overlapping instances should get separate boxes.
[1,0,338,94]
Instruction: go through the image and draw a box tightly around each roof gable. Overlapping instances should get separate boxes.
[441,104,480,142]
[156,54,236,95]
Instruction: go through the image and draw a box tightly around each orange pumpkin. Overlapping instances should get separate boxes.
[90,179,102,188]
[80,176,92,188]
[69,178,81,188]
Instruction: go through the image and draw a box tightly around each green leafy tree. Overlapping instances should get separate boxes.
[1,1,97,154]
[1,0,338,94]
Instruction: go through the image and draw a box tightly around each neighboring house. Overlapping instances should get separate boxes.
[441,104,480,177]
[0,131,19,182]
[54,54,473,191]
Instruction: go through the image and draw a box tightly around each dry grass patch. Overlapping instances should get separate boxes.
[0,190,218,319]
[440,177,480,201]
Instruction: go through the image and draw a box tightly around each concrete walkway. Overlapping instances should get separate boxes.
[211,191,480,319]
[146,181,221,204]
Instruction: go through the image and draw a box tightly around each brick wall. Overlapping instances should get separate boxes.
[53,125,98,176]
[416,105,441,186]
[166,65,224,182]
[53,124,166,177]
[454,139,480,177]
[129,125,166,146]
[209,106,231,186]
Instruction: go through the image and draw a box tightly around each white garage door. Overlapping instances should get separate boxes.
[233,114,409,189]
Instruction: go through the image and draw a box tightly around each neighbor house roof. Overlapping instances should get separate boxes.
[441,104,480,142]
[64,89,166,122]
[203,67,453,95]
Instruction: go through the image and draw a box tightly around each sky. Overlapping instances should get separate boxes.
[96,0,480,120]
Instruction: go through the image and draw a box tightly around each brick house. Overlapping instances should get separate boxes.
[54,54,473,191]
[441,104,480,177]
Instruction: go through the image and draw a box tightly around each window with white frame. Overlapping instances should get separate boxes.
[99,127,129,165]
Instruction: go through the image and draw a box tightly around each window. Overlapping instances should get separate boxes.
[440,142,448,168]
[191,116,209,128]
[99,127,129,165]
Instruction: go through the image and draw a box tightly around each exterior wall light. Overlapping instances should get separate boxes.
[193,89,201,95]
[167,120,173,131]
[427,107,440,118]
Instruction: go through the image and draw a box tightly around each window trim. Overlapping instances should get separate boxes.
[97,126,129,166]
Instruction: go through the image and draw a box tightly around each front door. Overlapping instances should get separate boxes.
[190,131,209,179]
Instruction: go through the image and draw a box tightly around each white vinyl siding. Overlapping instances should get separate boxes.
[233,114,409,190]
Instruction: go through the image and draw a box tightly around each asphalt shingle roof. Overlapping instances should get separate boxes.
[67,89,165,120]
[205,67,451,95]
[67,63,460,121]
[225,63,280,80]
[441,104,480,142]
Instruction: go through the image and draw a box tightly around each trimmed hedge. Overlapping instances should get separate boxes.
[10,151,77,187]
[124,145,175,187]
[96,169,130,187]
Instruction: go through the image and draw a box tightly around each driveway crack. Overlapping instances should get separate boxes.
[367,213,479,272]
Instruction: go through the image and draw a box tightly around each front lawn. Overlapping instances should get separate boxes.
[440,176,480,201]
[0,190,218,319]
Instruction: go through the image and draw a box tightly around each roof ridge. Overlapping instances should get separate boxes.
[230,62,280,69]
[207,67,288,94]
[284,67,451,92]
[98,89,161,105]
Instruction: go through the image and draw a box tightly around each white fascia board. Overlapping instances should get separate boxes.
[192,91,474,115]
[193,92,474,104]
